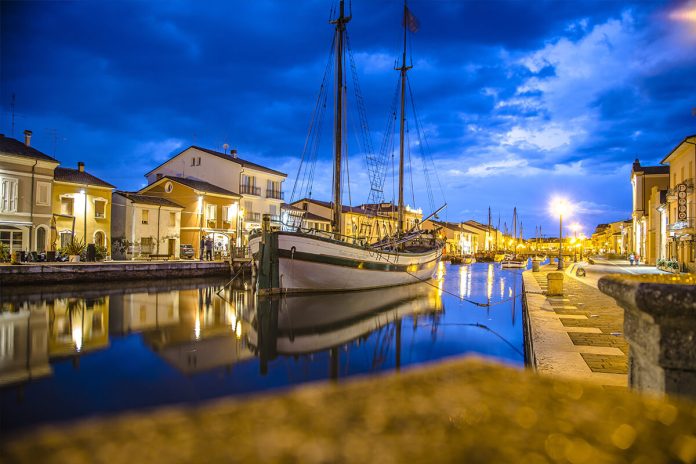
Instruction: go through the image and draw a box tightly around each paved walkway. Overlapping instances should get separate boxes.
[523,264,628,388]
[564,257,666,289]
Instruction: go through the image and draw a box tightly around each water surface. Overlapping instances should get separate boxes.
[0,262,525,431]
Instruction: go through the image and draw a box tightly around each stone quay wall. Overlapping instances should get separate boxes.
[0,261,232,286]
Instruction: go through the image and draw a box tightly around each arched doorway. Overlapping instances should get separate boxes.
[94,231,105,247]
[36,226,47,252]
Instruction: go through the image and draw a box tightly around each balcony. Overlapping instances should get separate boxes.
[240,185,261,196]
[246,212,261,223]
[668,219,695,235]
[266,189,284,200]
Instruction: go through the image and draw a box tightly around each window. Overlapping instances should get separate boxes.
[94,231,105,247]
[141,237,153,253]
[60,197,74,216]
[206,204,216,221]
[0,230,23,252]
[169,212,176,225]
[60,231,73,248]
[191,157,201,166]
[165,182,173,193]
[0,177,18,213]
[94,200,106,218]
[142,209,149,225]
[270,205,277,216]
[36,181,51,206]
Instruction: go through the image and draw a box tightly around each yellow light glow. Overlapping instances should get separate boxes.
[235,321,242,339]
[670,5,696,23]
[550,197,572,218]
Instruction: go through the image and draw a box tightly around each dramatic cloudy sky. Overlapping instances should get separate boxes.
[2,0,696,237]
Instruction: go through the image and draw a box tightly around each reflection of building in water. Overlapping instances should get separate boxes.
[109,291,180,335]
[48,298,109,357]
[141,287,253,375]
[0,302,51,386]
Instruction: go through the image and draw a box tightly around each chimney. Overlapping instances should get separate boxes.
[632,159,640,172]
[230,149,238,159]
[156,173,163,180]
[78,161,85,172]
[24,130,32,147]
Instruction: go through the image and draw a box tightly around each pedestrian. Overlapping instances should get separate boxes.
[199,237,205,260]
[635,254,640,266]
[205,237,213,261]
[628,252,635,266]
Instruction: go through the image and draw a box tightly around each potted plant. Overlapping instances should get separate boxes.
[0,243,9,263]
[62,238,86,262]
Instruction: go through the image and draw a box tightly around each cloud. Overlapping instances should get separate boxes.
[135,138,185,163]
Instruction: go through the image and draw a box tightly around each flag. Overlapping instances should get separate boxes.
[403,6,419,33]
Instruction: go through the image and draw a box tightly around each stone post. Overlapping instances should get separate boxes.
[547,272,564,296]
[598,274,696,399]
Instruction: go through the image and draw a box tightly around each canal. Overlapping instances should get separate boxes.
[0,262,526,432]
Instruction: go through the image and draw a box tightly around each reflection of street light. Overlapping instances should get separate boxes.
[550,197,572,270]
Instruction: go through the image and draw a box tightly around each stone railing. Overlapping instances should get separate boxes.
[598,274,696,399]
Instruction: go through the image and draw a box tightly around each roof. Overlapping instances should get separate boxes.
[54,167,115,188]
[293,198,370,215]
[660,135,696,165]
[145,146,287,178]
[632,160,669,175]
[162,176,241,197]
[463,220,489,232]
[304,212,331,222]
[0,135,58,163]
[114,191,183,209]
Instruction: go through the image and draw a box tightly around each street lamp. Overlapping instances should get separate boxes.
[570,222,581,262]
[550,197,572,270]
[80,188,86,243]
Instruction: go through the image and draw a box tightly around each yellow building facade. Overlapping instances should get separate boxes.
[51,162,114,252]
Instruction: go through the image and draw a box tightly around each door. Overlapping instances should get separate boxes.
[168,239,176,257]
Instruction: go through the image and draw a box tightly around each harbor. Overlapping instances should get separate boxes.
[2,0,696,461]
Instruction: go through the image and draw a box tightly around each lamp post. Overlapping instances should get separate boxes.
[570,223,581,262]
[80,188,86,243]
[551,198,571,270]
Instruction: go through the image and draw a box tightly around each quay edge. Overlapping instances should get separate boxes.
[0,261,232,286]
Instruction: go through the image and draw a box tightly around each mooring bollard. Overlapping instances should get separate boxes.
[547,272,564,296]
[532,260,540,272]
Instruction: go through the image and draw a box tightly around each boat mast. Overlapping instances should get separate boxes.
[397,1,412,236]
[513,207,517,254]
[331,0,351,237]
[488,206,492,252]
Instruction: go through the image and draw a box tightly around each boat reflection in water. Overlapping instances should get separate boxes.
[249,282,442,377]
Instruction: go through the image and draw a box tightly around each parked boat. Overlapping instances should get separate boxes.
[463,255,475,264]
[500,255,527,269]
[251,1,443,294]
[449,256,464,265]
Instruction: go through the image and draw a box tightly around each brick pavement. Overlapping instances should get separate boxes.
[524,265,628,387]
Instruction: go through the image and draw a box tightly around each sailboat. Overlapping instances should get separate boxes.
[500,207,527,269]
[250,1,444,295]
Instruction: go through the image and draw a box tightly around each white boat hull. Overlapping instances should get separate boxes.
[250,232,442,294]
[500,260,527,269]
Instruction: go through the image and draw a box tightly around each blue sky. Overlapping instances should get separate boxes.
[2,0,696,237]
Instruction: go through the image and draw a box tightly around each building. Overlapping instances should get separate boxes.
[660,134,696,272]
[111,191,184,259]
[462,220,504,252]
[630,159,669,264]
[0,131,59,255]
[52,162,115,251]
[139,175,241,259]
[423,220,475,255]
[648,187,669,264]
[144,146,286,243]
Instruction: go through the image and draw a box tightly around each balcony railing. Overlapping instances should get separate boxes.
[246,212,261,223]
[240,185,261,196]
[270,214,281,223]
[266,190,284,200]
[668,219,695,233]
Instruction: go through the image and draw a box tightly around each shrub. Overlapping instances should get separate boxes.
[95,244,108,261]
[656,258,666,267]
[667,260,680,270]
[62,238,86,256]
[0,243,9,263]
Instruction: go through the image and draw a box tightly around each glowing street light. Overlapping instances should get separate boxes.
[550,197,572,270]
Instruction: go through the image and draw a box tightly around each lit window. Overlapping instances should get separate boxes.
[61,197,74,216]
[94,200,106,218]
[142,209,149,224]
[206,204,216,220]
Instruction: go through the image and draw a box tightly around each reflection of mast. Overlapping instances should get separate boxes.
[257,297,279,375]
[395,319,402,371]
[330,347,339,381]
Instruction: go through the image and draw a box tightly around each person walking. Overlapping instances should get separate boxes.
[205,237,213,261]
[628,252,635,266]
